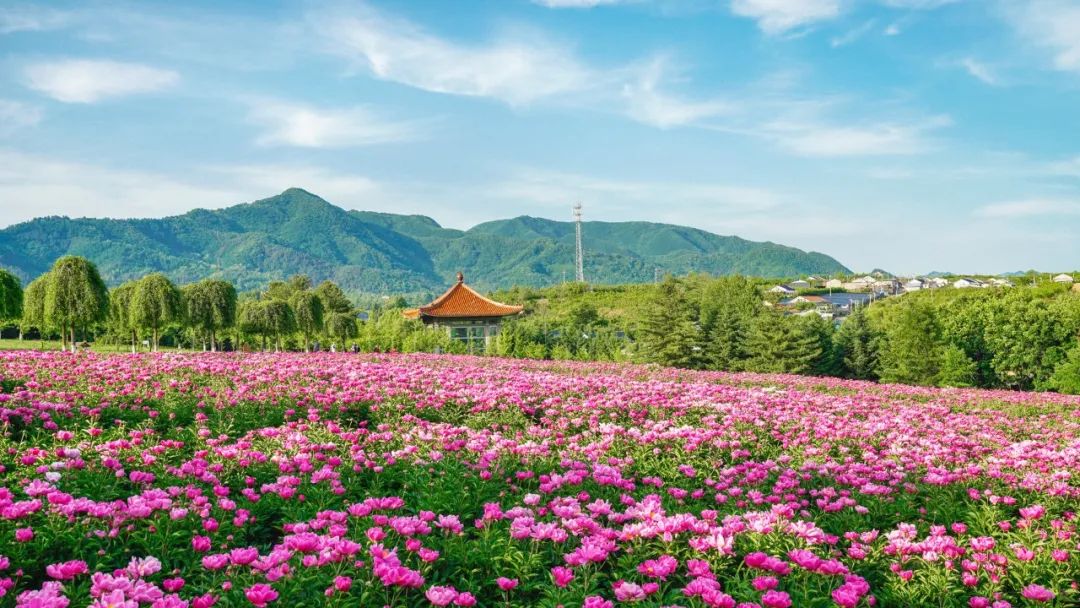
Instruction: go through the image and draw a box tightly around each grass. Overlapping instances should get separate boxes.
[0,338,144,353]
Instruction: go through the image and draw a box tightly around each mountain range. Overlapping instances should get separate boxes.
[0,188,849,295]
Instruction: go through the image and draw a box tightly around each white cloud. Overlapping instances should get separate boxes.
[23,59,179,103]
[730,0,843,35]
[764,115,950,157]
[0,99,42,134]
[1008,0,1080,73]
[216,165,385,205]
[248,100,422,148]
[830,20,877,48]
[532,0,629,7]
[883,22,902,35]
[492,168,782,213]
[621,58,730,128]
[0,150,246,226]
[316,6,601,105]
[880,0,959,8]
[0,4,70,34]
[975,199,1080,218]
[959,57,999,85]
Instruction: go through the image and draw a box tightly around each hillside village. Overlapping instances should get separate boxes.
[769,272,1079,321]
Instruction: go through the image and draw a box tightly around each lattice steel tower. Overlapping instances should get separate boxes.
[573,202,585,283]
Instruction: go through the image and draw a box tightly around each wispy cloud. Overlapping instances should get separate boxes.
[0,150,245,226]
[729,0,843,35]
[621,58,730,128]
[958,57,1000,85]
[315,6,601,106]
[830,20,877,48]
[766,117,949,157]
[247,100,423,148]
[0,4,70,34]
[492,167,782,213]
[1007,0,1080,73]
[531,0,630,7]
[23,59,179,103]
[975,199,1080,218]
[0,99,42,134]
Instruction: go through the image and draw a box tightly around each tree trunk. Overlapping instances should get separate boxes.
[60,325,68,352]
[131,330,136,353]
[210,330,217,353]
[70,327,76,353]
[152,327,159,353]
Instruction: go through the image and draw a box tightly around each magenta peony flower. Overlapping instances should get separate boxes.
[1020,584,1055,602]
[244,584,278,608]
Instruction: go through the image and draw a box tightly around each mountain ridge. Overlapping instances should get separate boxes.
[0,188,850,294]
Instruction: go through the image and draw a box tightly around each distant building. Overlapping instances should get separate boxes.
[403,272,523,351]
[928,277,950,289]
[769,284,796,295]
[824,279,844,289]
[990,278,1014,288]
[953,278,985,289]
[783,292,874,317]
[1052,273,1075,284]
[789,279,811,290]
[904,278,926,291]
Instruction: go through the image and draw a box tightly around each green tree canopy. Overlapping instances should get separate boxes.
[131,273,182,352]
[0,269,22,324]
[43,256,108,352]
[878,299,943,385]
[699,275,761,371]
[315,280,353,314]
[290,290,324,351]
[108,281,140,352]
[635,277,703,369]
[743,311,820,374]
[833,306,880,380]
[183,279,237,351]
[21,274,49,341]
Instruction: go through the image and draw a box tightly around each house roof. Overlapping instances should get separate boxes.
[404,272,524,319]
[1053,273,1075,282]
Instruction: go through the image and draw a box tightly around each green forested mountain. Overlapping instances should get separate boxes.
[0,188,849,294]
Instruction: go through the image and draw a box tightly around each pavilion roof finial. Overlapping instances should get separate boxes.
[456,271,464,284]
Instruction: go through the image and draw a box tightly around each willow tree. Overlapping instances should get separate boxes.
[0,269,23,338]
[184,279,237,351]
[21,274,48,347]
[108,281,140,352]
[43,256,108,352]
[131,273,181,352]
[290,290,324,352]
[264,299,296,352]
[325,311,358,346]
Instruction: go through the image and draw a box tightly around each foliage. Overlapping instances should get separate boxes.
[743,311,821,374]
[1048,341,1080,394]
[42,256,108,349]
[130,273,182,351]
[0,268,22,322]
[878,299,943,385]
[833,306,879,380]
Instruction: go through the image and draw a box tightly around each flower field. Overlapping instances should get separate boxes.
[0,352,1077,608]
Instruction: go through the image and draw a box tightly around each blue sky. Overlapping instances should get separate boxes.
[1,0,1078,274]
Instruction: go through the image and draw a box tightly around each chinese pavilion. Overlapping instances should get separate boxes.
[403,272,523,350]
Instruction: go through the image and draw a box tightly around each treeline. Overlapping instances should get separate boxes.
[3,258,1080,394]
[0,256,460,353]
[489,275,1080,394]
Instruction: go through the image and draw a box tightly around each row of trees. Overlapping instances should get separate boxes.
[1,257,398,353]
[629,275,1080,393]
[3,257,1079,393]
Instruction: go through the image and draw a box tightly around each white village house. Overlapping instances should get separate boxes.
[1052,273,1075,284]
[953,278,985,289]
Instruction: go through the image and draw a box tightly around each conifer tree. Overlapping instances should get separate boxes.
[833,306,880,380]
[743,310,820,374]
[636,277,703,368]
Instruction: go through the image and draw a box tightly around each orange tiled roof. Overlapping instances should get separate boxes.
[406,272,523,319]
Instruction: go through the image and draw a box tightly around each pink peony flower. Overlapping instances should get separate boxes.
[244,584,278,608]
